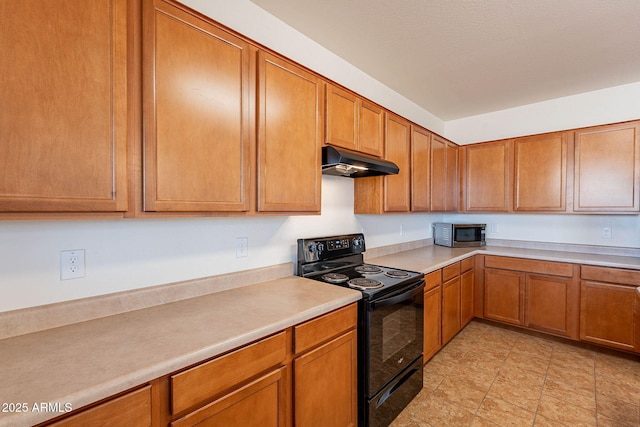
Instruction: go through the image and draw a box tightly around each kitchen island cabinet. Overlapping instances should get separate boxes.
[0,0,128,215]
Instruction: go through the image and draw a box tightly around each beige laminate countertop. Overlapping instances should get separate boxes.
[367,244,640,274]
[3,243,640,426]
[0,277,361,427]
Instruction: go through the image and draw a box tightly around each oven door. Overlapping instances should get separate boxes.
[364,280,424,397]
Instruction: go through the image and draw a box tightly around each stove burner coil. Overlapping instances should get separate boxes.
[348,278,384,289]
[355,265,383,274]
[322,273,349,284]
[385,270,411,279]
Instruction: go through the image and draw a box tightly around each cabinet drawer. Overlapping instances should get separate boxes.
[171,331,287,414]
[581,265,640,286]
[294,303,357,354]
[48,385,151,426]
[442,262,461,282]
[460,256,474,273]
[484,255,574,277]
[425,270,442,291]
[171,367,287,427]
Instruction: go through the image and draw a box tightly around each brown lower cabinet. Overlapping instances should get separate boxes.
[580,266,640,353]
[422,257,475,363]
[423,270,442,361]
[40,304,357,427]
[482,255,580,340]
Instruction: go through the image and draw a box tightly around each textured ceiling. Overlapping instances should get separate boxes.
[249,0,640,120]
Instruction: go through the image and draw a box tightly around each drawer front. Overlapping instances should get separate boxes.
[171,331,287,415]
[171,367,287,427]
[424,269,442,291]
[460,256,474,273]
[294,303,357,354]
[442,262,461,282]
[49,385,151,427]
[581,265,640,286]
[484,255,574,277]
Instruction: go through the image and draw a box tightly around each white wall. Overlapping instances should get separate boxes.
[445,82,640,145]
[0,177,437,312]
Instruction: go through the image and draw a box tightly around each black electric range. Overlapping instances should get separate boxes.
[297,233,425,427]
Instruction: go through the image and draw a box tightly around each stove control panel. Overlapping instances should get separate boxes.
[297,233,366,262]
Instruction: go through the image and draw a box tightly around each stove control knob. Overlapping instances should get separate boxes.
[352,237,364,248]
[316,243,325,253]
[308,243,317,253]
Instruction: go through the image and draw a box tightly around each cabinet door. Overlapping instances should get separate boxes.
[513,133,568,211]
[574,121,640,212]
[460,269,474,327]
[172,367,288,427]
[0,0,128,213]
[464,141,510,212]
[358,100,384,157]
[431,135,458,212]
[580,281,639,352]
[442,276,461,344]
[430,135,447,211]
[424,285,442,361]
[525,273,579,339]
[383,114,411,212]
[411,126,431,212]
[325,84,358,152]
[294,331,357,427]
[446,142,459,211]
[49,386,151,427]
[143,0,251,212]
[257,52,322,212]
[484,269,525,325]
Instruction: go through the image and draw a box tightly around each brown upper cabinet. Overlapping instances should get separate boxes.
[143,0,252,212]
[354,114,411,213]
[513,132,569,212]
[143,0,321,215]
[325,84,384,157]
[431,135,459,212]
[573,121,640,212]
[257,51,323,213]
[461,141,511,212]
[411,126,431,212]
[0,0,129,214]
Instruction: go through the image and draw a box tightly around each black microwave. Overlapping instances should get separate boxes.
[433,223,486,247]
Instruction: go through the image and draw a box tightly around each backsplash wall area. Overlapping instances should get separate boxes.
[0,176,433,312]
[1,173,639,313]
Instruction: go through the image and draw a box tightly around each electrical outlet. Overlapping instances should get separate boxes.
[601,226,612,239]
[400,225,405,236]
[236,237,248,258]
[60,249,85,280]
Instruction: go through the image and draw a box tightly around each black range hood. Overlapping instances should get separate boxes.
[322,146,399,178]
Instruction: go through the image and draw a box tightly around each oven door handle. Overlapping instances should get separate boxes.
[370,280,425,309]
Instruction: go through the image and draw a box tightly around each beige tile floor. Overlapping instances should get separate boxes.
[391,320,640,426]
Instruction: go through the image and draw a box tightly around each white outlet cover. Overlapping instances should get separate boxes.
[60,249,86,280]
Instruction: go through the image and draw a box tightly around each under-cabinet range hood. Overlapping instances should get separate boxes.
[322,146,400,178]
